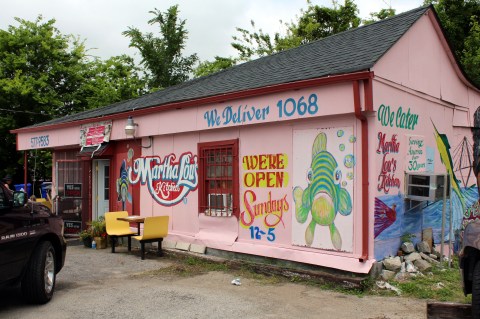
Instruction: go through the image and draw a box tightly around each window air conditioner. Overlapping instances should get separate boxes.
[404,172,450,201]
[207,193,233,216]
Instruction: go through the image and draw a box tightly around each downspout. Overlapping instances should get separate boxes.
[24,151,28,194]
[353,74,373,262]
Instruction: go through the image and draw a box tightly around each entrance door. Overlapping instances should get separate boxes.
[93,160,110,220]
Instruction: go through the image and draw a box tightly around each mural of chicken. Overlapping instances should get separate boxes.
[293,132,352,250]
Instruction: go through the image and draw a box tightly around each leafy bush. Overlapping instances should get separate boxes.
[91,216,106,238]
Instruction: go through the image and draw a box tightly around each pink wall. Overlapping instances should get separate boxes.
[373,14,473,107]
[17,126,79,150]
[370,13,480,260]
[120,86,369,272]
[120,83,354,138]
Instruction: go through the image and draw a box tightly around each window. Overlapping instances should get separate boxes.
[198,139,239,217]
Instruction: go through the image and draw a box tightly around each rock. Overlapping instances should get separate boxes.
[401,242,415,254]
[370,261,384,278]
[417,241,431,254]
[420,252,440,264]
[433,282,445,290]
[428,254,438,260]
[406,260,417,273]
[414,259,432,272]
[423,228,433,250]
[431,250,441,259]
[376,281,402,295]
[380,269,396,281]
[404,252,421,262]
[394,271,411,282]
[383,256,402,272]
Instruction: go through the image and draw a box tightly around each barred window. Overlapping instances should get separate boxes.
[198,139,238,217]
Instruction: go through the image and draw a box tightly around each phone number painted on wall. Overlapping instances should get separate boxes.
[30,135,49,148]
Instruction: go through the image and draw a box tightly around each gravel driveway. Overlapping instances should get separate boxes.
[0,241,427,319]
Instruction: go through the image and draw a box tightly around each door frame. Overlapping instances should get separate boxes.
[92,159,110,221]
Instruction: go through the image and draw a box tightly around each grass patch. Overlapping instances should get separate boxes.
[137,255,229,277]
[371,258,470,303]
[135,253,471,303]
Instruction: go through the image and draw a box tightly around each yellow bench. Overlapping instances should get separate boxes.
[105,211,137,253]
[36,198,52,210]
[133,216,169,260]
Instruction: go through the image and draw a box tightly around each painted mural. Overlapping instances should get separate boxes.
[114,144,138,213]
[116,159,132,210]
[292,128,355,252]
[463,106,480,229]
[240,153,290,243]
[374,197,397,238]
[128,152,198,206]
[432,121,466,212]
[373,103,478,261]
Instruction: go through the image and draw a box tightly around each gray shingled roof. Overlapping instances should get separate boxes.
[30,5,430,128]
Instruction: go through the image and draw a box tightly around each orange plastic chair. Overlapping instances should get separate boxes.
[133,216,169,260]
[105,211,137,253]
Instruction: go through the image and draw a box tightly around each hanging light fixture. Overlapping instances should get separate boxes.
[124,116,137,138]
[124,116,152,148]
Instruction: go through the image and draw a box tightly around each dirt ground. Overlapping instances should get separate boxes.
[0,241,427,319]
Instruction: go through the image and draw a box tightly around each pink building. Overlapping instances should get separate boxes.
[13,5,480,274]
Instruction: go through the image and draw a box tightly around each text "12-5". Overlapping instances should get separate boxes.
[249,226,276,242]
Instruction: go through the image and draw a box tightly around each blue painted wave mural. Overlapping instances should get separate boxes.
[374,186,478,261]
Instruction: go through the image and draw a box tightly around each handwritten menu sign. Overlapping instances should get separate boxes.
[405,135,426,172]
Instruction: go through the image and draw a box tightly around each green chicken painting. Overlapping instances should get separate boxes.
[293,132,352,250]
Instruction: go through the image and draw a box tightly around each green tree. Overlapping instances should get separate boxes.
[294,0,360,43]
[363,8,396,25]
[194,56,237,78]
[0,16,87,181]
[195,0,361,77]
[123,5,198,89]
[80,55,147,109]
[231,0,360,61]
[194,0,362,77]
[462,17,480,85]
[0,16,146,182]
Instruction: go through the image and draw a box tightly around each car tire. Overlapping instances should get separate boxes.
[21,241,56,304]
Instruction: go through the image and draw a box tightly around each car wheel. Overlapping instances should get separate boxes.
[21,241,56,304]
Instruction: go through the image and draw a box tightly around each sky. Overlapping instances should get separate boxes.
[0,0,424,62]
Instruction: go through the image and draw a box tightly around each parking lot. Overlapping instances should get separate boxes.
[0,241,427,319]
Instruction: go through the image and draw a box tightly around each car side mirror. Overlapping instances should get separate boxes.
[13,191,27,207]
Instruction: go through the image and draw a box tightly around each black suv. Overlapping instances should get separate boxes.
[0,183,66,304]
